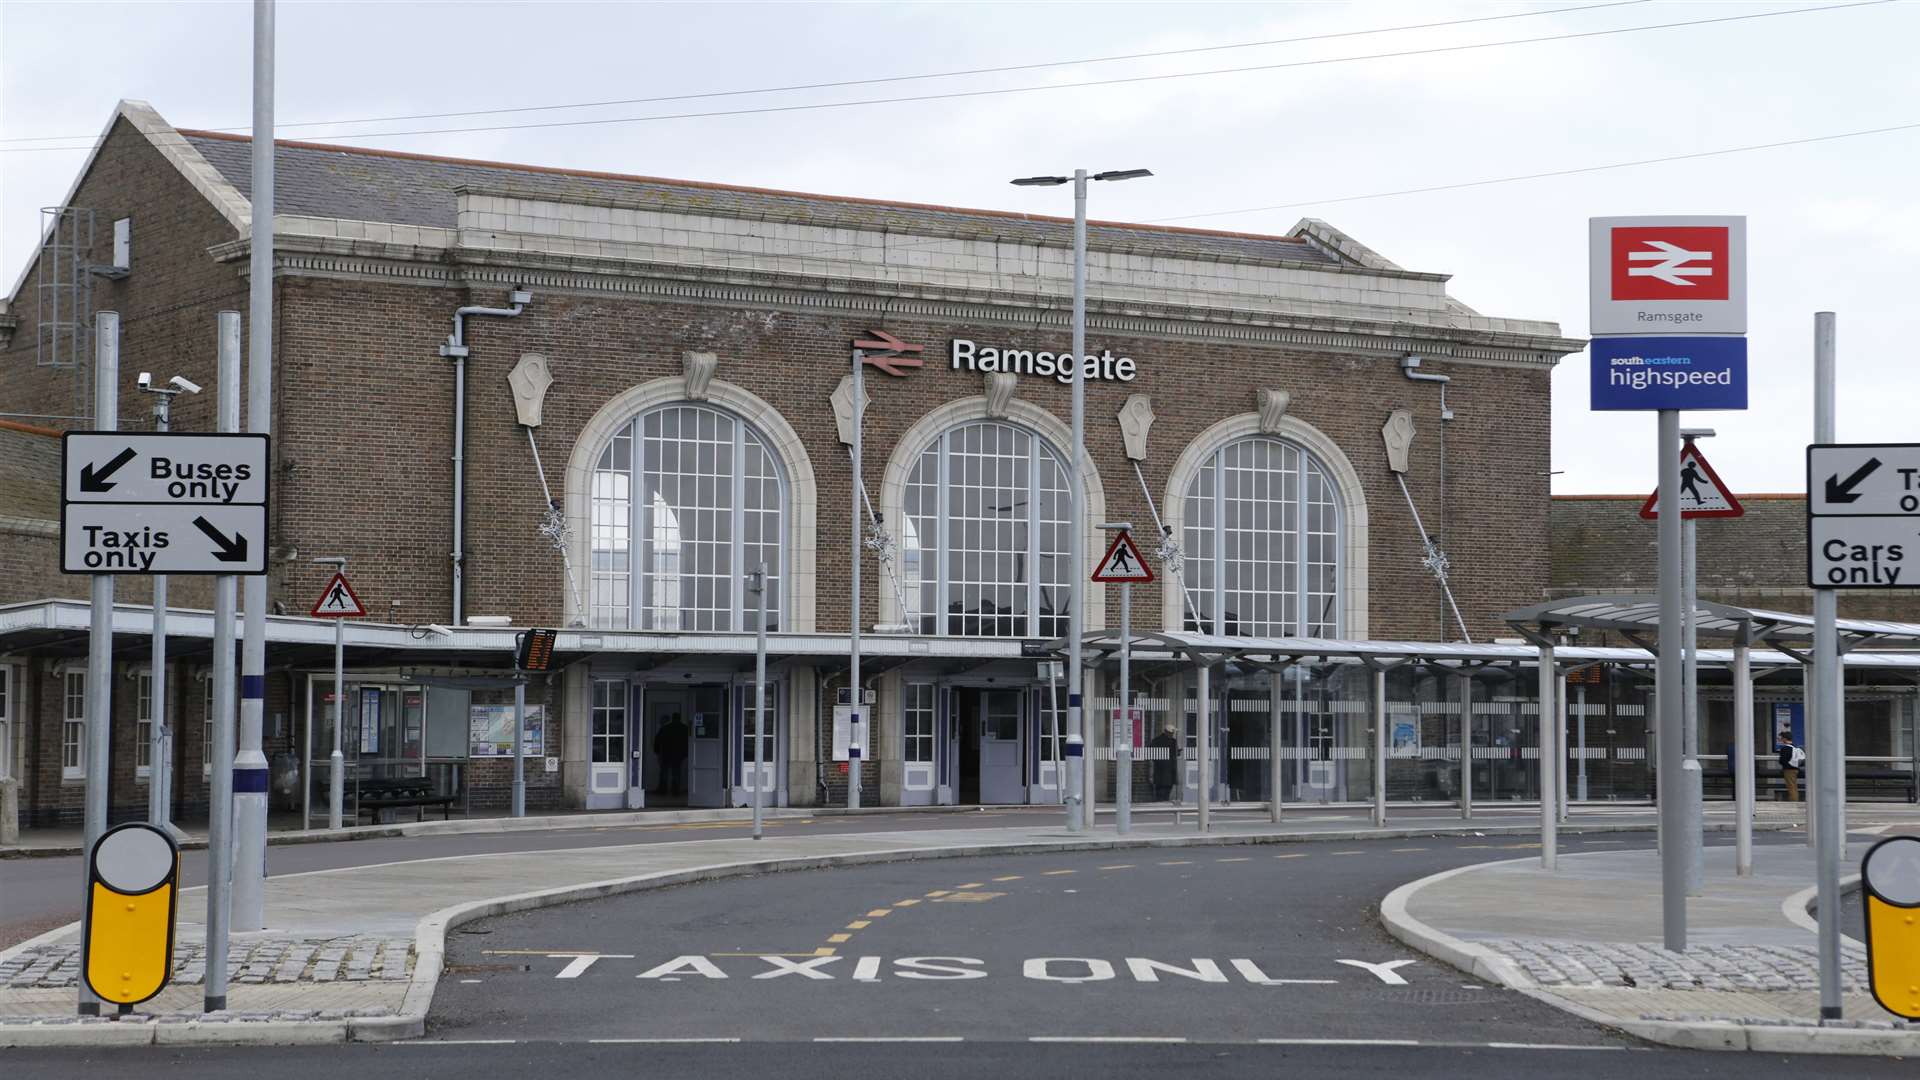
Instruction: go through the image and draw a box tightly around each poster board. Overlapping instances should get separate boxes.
[469,704,545,758]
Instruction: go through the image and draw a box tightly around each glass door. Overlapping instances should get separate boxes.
[979,689,1024,804]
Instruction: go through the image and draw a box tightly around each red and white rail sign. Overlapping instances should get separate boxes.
[1588,215,1746,336]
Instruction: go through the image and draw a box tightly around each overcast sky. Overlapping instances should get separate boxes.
[4,0,1915,495]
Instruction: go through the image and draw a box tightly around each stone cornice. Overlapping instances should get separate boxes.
[224,234,1585,368]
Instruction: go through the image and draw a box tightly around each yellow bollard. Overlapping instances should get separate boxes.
[1862,835,1920,1021]
[82,822,179,1007]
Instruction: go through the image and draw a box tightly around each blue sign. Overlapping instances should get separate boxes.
[1589,336,1747,411]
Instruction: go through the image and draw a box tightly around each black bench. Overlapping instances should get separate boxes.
[1704,764,1916,803]
[352,778,458,823]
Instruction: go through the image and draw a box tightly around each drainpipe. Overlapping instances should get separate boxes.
[438,287,531,626]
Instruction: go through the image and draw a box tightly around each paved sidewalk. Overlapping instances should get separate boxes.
[1382,840,1918,1055]
[0,810,1708,1046]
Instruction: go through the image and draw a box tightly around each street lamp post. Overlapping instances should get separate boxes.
[1010,167,1151,832]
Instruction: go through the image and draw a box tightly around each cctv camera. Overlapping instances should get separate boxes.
[137,372,153,389]
[169,375,203,394]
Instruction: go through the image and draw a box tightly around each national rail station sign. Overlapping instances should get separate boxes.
[61,432,269,575]
[1588,215,1747,336]
[1806,444,1920,589]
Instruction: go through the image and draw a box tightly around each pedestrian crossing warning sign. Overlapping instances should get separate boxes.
[310,571,367,618]
[1092,529,1154,584]
[1640,440,1744,519]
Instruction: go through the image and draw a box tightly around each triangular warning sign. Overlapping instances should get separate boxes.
[1641,441,1745,519]
[1092,530,1155,583]
[310,571,367,618]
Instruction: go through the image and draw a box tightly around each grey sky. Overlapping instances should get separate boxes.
[4,1,1914,495]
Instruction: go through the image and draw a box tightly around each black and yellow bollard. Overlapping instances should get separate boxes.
[1862,835,1920,1021]
[82,822,179,1008]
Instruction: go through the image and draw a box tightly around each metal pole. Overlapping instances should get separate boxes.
[1812,311,1843,1020]
[77,311,118,1016]
[329,613,343,828]
[1734,640,1754,877]
[1116,581,1131,835]
[1269,668,1283,823]
[1539,640,1557,870]
[1805,663,1818,848]
[1195,660,1210,832]
[233,0,276,932]
[511,673,526,818]
[1577,683,1589,802]
[1557,671,1569,822]
[1460,671,1473,820]
[1683,515,1703,894]
[205,308,242,1013]
[752,562,768,840]
[1047,663,1062,804]
[1372,666,1387,828]
[849,348,862,811]
[149,392,171,832]
[1656,408,1688,951]
[1064,168,1088,834]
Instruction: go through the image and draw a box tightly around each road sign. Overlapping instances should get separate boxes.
[1092,529,1154,583]
[1589,215,1746,335]
[1806,443,1920,589]
[63,432,268,504]
[61,431,269,575]
[310,572,366,618]
[1861,835,1920,1020]
[1640,440,1744,519]
[854,329,924,377]
[1589,336,1747,411]
[1807,443,1920,516]
[82,822,178,1007]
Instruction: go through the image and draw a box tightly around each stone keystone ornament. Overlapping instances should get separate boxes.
[983,372,1019,418]
[1117,394,1155,462]
[830,373,870,447]
[682,350,717,401]
[1382,409,1416,475]
[1256,389,1291,434]
[507,353,553,427]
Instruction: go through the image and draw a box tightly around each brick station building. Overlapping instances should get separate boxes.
[0,100,1583,827]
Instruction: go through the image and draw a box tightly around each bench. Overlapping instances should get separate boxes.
[1703,764,1915,803]
[352,777,458,823]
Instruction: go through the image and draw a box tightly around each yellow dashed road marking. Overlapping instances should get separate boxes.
[1460,844,1493,850]
[846,921,870,930]
[1331,851,1364,856]
[933,891,1005,903]
[1272,853,1307,860]
[1391,847,1427,853]
[867,909,892,918]
[1215,857,1251,863]
[827,933,852,944]
[1160,860,1192,866]
[956,882,986,888]
[923,891,950,898]
[1042,870,1077,876]
[993,875,1024,882]
[1099,864,1135,870]
[895,899,922,907]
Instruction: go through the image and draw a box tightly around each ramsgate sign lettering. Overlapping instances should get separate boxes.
[950,339,1138,384]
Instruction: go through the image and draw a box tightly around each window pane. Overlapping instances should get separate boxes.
[1181,437,1342,638]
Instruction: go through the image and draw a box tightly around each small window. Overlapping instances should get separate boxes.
[135,672,153,779]
[903,683,935,764]
[63,671,86,779]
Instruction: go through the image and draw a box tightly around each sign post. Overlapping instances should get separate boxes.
[308,564,364,829]
[1094,524,1152,835]
[1591,214,1747,953]
[512,629,558,819]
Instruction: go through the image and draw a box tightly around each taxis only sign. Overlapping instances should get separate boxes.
[61,432,269,575]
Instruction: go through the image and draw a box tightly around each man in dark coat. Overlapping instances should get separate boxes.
[1776,730,1805,802]
[655,715,690,796]
[1148,722,1180,802]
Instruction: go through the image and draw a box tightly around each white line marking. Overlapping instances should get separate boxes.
[1258,1038,1420,1046]
[588,1037,743,1044]
[404,1039,518,1045]
[813,1036,965,1043]
[1485,1042,1623,1051]
[1030,1036,1187,1044]
[458,978,483,984]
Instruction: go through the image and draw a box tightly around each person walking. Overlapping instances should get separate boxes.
[655,714,690,796]
[1776,729,1806,802]
[1148,722,1180,802]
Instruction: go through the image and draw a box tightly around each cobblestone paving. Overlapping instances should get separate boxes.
[0,1006,398,1026]
[0,937,413,989]
[1485,938,1870,992]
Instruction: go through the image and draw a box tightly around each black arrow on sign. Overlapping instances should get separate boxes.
[79,447,137,492]
[1825,457,1882,504]
[192,516,250,563]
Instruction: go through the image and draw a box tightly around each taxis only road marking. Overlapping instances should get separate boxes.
[1336,958,1416,985]
[552,953,1412,984]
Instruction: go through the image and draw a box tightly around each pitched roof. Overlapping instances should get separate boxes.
[181,130,1338,266]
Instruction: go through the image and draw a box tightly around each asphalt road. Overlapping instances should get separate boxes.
[8,832,1898,1078]
[0,803,1607,947]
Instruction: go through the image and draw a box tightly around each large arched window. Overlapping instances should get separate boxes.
[589,403,785,631]
[1181,436,1340,637]
[901,420,1071,637]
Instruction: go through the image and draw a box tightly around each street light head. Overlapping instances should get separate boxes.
[1010,176,1069,187]
[1092,169,1154,182]
[312,555,347,567]
[1680,427,1716,440]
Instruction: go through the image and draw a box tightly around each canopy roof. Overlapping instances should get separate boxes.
[1502,594,1920,653]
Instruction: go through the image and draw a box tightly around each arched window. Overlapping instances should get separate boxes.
[901,420,1071,637]
[1181,436,1341,637]
[588,403,785,631]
